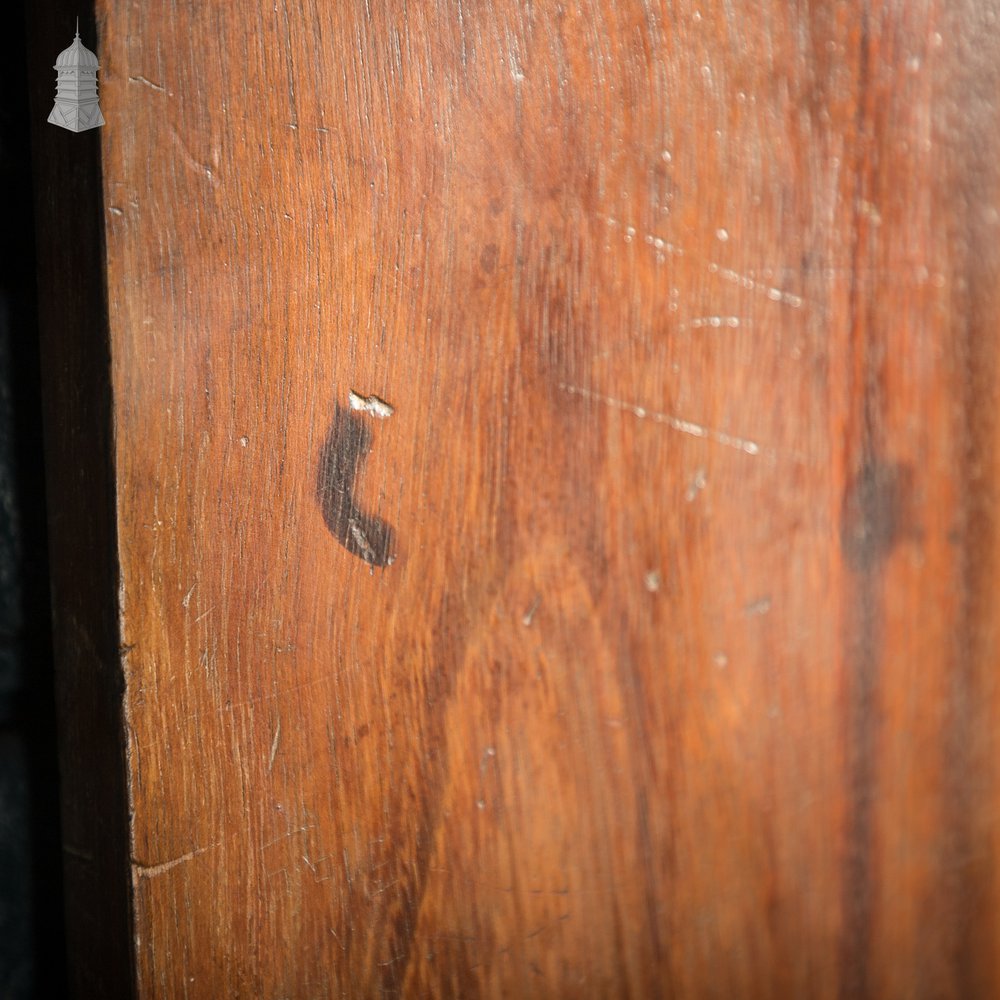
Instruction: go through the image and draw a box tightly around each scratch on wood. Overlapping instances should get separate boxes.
[182,583,196,608]
[167,125,219,187]
[685,467,708,501]
[522,596,541,626]
[601,215,685,258]
[132,843,219,881]
[557,382,761,455]
[744,596,772,617]
[348,390,394,418]
[269,721,282,773]
[128,75,167,92]
[261,825,315,851]
[286,122,330,133]
[687,316,743,329]
[708,262,804,307]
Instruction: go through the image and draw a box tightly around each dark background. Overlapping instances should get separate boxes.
[0,2,67,995]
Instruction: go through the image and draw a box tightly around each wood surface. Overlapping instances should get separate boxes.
[29,0,1000,996]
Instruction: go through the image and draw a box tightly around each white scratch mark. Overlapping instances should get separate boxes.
[687,316,743,330]
[348,520,378,564]
[194,607,214,624]
[685,467,708,501]
[108,206,124,216]
[267,867,290,892]
[859,200,883,226]
[641,232,684,257]
[708,262,804,308]
[168,125,219,188]
[132,843,219,881]
[602,216,684,258]
[261,824,314,851]
[521,596,540,627]
[644,571,662,593]
[182,583,196,608]
[744,596,772,617]
[478,745,498,778]
[558,382,761,456]
[268,721,281,773]
[128,75,166,92]
[348,390,394,418]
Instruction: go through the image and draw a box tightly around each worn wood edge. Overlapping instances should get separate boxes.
[26,4,135,997]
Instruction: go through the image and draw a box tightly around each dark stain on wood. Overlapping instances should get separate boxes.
[317,404,394,568]
[479,243,499,273]
[840,461,913,573]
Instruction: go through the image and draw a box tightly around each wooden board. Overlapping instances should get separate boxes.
[30,0,1000,996]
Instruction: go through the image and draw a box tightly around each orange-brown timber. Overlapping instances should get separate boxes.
[29,1,1000,996]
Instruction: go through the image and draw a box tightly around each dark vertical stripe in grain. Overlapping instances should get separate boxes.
[839,464,903,999]
[838,10,880,996]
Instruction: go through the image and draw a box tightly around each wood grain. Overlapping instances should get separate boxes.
[31,0,1000,995]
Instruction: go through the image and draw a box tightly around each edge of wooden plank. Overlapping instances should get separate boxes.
[25,4,134,996]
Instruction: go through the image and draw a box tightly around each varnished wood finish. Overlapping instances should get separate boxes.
[33,0,1000,995]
